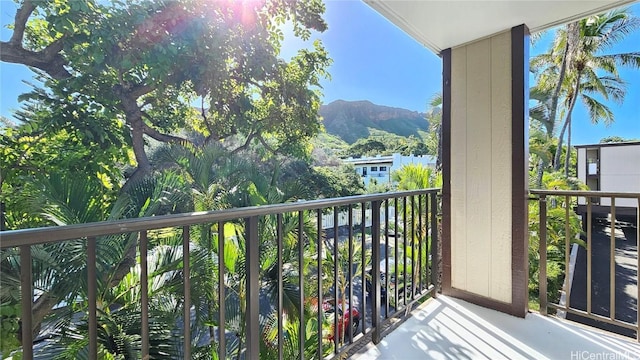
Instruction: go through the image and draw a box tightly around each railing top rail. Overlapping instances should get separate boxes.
[0,188,440,249]
[530,189,640,198]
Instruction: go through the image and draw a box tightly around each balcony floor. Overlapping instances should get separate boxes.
[352,295,640,360]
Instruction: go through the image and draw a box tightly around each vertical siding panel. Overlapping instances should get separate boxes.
[451,46,468,290]
[490,32,513,302]
[465,38,492,297]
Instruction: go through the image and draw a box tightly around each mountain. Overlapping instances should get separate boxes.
[319,100,428,144]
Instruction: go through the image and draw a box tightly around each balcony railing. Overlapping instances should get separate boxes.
[0,189,440,359]
[530,189,640,341]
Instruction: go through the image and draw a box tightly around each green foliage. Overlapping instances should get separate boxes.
[528,171,587,309]
[531,8,640,176]
[3,0,331,188]
[392,164,442,190]
[0,302,21,355]
[320,100,429,144]
[338,130,430,158]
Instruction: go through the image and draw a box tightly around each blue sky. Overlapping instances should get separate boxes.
[2,0,639,145]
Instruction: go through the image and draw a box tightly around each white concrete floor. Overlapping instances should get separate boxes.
[352,295,640,360]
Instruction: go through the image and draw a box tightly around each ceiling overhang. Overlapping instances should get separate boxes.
[365,0,638,54]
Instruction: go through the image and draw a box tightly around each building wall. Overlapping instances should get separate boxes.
[600,145,640,208]
[449,30,513,303]
[577,148,586,181]
[345,154,436,186]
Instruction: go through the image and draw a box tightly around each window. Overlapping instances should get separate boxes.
[371,166,378,172]
[379,166,387,171]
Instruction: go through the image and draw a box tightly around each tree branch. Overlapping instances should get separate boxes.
[230,132,257,154]
[140,117,190,145]
[9,0,35,46]
[129,84,155,98]
[0,42,71,80]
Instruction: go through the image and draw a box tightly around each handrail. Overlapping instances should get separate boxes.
[530,189,640,197]
[529,190,639,342]
[0,188,439,248]
[1,188,442,359]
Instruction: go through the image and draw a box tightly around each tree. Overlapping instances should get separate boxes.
[1,0,331,188]
[424,92,443,170]
[600,136,639,143]
[532,9,640,177]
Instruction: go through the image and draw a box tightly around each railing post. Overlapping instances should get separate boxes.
[245,216,260,358]
[637,197,640,343]
[371,200,381,344]
[539,195,548,316]
[218,222,227,359]
[140,231,149,360]
[182,227,191,359]
[430,191,439,296]
[87,237,98,360]
[20,245,33,360]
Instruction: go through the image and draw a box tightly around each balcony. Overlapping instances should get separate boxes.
[1,189,639,359]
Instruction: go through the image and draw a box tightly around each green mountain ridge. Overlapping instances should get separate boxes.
[319,100,428,144]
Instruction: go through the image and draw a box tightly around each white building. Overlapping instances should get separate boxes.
[576,142,640,219]
[343,153,437,185]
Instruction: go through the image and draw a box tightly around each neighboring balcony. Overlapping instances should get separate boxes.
[1,189,638,359]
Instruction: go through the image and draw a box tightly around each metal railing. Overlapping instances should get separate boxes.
[0,189,440,359]
[530,190,640,341]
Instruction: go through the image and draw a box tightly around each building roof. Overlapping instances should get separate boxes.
[575,141,640,149]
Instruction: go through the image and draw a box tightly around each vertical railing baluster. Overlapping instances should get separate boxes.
[610,198,616,321]
[182,227,191,359]
[403,197,408,307]
[245,217,260,359]
[539,195,548,316]
[384,199,389,317]
[430,191,439,296]
[636,197,639,342]
[87,236,97,360]
[276,215,283,360]
[348,205,354,344]
[333,206,339,352]
[564,195,571,311]
[316,209,323,357]
[371,200,381,344]
[587,197,593,315]
[140,231,149,360]
[361,203,366,335]
[411,196,416,300]
[20,245,33,360]
[395,197,399,306]
[298,211,305,359]
[419,194,424,294]
[218,222,226,359]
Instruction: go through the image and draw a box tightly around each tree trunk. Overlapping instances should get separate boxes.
[551,21,580,170]
[553,117,570,171]
[564,117,572,176]
[535,159,545,188]
[553,70,582,174]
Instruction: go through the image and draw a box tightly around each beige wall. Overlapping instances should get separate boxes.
[450,31,513,303]
[600,145,640,208]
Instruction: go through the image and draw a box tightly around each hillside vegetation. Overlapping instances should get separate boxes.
[319,100,428,143]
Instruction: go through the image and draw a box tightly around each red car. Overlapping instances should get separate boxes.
[322,299,361,342]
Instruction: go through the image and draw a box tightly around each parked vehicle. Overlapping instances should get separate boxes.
[322,298,360,342]
[365,259,413,304]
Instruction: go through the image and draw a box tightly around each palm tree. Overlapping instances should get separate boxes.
[0,171,187,357]
[532,9,640,176]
